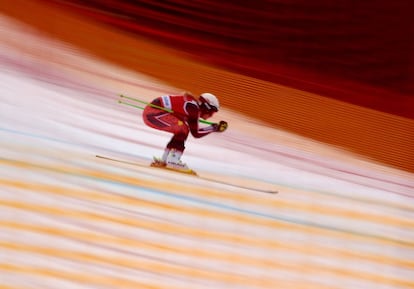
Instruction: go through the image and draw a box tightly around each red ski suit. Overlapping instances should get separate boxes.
[142,94,216,152]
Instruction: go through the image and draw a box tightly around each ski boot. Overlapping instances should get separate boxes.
[165,149,196,175]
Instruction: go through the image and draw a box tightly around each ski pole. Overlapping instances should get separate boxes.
[118,94,214,125]
[118,100,145,110]
[120,94,173,112]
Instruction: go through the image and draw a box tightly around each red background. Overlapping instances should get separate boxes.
[47,0,414,119]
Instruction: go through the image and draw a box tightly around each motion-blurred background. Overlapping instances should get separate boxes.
[2,0,413,171]
[1,1,414,289]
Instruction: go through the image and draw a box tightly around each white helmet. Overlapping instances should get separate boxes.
[200,93,220,111]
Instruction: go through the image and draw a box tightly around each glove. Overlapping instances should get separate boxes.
[213,120,228,132]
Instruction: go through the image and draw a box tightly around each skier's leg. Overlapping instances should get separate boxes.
[143,107,190,166]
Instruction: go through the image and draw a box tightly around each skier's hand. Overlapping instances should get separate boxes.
[213,120,228,132]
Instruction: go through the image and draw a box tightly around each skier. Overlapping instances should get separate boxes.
[142,92,228,172]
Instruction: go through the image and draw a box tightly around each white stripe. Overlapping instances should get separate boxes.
[161,95,172,110]
[155,113,171,126]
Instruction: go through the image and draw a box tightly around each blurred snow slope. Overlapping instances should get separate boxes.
[1,15,414,289]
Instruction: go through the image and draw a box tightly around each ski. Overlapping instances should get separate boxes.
[96,155,278,194]
[96,155,196,175]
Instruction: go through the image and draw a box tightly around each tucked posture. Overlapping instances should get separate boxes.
[142,92,227,172]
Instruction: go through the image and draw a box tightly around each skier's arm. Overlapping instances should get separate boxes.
[186,102,226,138]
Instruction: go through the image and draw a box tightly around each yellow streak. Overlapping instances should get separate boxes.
[1,177,413,270]
[0,240,319,289]
[1,158,413,231]
[0,263,180,289]
[1,159,414,287]
[1,202,413,287]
